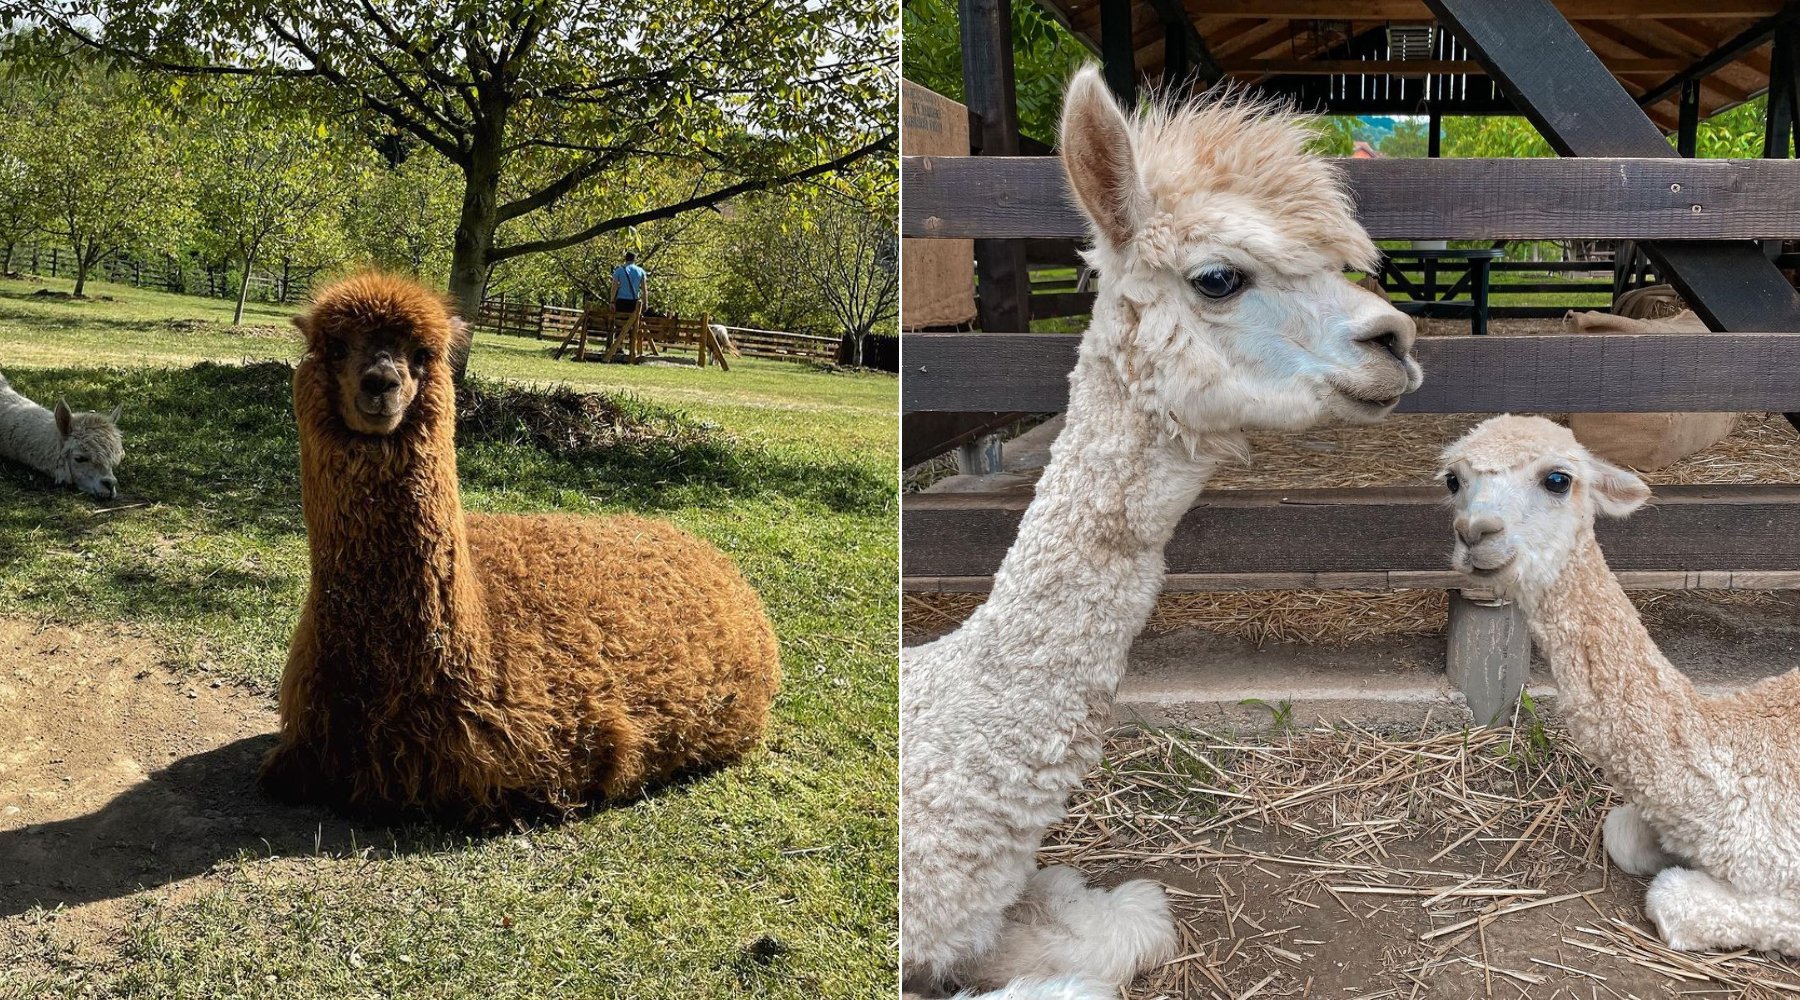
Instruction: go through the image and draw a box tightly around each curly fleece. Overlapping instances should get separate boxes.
[260,272,781,824]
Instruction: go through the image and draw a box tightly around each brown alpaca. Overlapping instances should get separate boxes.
[261,272,781,824]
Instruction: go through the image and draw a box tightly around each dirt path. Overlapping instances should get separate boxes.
[0,618,354,965]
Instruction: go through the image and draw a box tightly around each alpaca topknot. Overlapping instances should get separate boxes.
[1441,414,1585,473]
[298,271,462,354]
[1127,84,1379,274]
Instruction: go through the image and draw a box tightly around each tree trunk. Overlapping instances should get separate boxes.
[233,249,256,326]
[72,249,91,297]
[2,242,13,275]
[850,332,865,368]
[446,144,504,381]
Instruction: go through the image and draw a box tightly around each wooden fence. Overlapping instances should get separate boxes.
[718,325,841,364]
[474,296,842,367]
[4,242,318,303]
[902,148,1800,721]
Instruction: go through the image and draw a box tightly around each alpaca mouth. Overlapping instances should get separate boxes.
[355,393,402,418]
[1467,554,1515,575]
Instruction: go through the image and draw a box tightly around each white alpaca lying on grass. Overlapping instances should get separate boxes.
[0,371,122,498]
[1441,415,1800,956]
[901,67,1421,999]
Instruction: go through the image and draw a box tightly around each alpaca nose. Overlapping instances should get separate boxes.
[1355,312,1417,364]
[361,368,400,395]
[1456,514,1504,547]
[99,478,116,497]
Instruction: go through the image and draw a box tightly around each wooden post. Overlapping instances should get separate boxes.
[958,0,1031,333]
[1446,589,1531,727]
[1768,24,1797,159]
[956,433,1005,475]
[1162,13,1188,92]
[1099,0,1136,105]
[1428,110,1442,158]
[1676,79,1701,158]
[698,314,709,368]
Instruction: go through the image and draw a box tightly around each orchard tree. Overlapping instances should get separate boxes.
[19,68,185,296]
[347,149,461,281]
[33,0,895,375]
[795,196,897,366]
[187,87,369,323]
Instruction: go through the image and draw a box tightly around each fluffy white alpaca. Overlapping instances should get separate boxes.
[0,371,122,498]
[901,68,1423,998]
[1441,415,1800,955]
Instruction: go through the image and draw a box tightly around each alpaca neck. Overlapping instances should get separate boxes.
[1520,530,1697,789]
[299,413,484,647]
[0,387,64,480]
[960,348,1221,695]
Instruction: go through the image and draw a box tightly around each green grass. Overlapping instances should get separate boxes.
[0,276,897,999]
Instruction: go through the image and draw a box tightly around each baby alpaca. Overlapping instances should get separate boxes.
[0,371,121,498]
[902,68,1421,998]
[1441,415,1800,955]
[262,272,781,824]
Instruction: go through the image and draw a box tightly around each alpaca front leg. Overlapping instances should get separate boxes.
[1604,803,1679,876]
[1645,868,1800,955]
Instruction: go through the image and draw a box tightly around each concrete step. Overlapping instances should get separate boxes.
[907,591,1800,730]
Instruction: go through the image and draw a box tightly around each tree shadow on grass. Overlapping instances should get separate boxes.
[4,361,889,525]
[0,732,723,918]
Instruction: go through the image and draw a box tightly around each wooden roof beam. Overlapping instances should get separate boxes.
[1175,1,1781,18]
[1637,5,1800,105]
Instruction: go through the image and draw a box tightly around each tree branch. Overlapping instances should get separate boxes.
[487,132,893,262]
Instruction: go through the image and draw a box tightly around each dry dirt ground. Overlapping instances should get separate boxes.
[1050,727,1800,1000]
[0,617,364,969]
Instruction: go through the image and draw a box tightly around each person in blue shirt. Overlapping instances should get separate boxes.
[610,252,647,314]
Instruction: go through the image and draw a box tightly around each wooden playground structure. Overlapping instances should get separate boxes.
[475,295,842,368]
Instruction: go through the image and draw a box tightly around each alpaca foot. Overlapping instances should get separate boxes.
[1645,868,1800,955]
[1604,803,1677,876]
[977,866,1177,989]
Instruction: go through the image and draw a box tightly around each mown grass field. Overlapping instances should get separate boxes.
[0,276,898,999]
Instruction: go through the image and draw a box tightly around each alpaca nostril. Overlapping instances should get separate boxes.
[1362,331,1405,364]
[361,371,400,395]
[1456,516,1502,547]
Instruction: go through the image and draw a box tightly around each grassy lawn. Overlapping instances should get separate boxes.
[0,276,897,998]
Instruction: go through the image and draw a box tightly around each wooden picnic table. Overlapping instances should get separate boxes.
[1377,247,1505,336]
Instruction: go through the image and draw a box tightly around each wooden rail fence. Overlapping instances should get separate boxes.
[903,148,1800,723]
[474,296,842,367]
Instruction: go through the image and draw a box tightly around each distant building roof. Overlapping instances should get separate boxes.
[1352,141,1381,159]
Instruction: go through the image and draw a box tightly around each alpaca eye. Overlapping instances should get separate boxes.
[1190,266,1246,300]
[1543,471,1572,495]
[413,349,432,368]
[326,341,348,362]
[1445,472,1460,494]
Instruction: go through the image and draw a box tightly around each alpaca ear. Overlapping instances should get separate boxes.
[107,403,122,424]
[53,399,71,437]
[1060,65,1146,251]
[1590,459,1651,518]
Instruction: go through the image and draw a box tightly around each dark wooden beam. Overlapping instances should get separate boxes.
[1425,0,1800,349]
[1429,110,1442,157]
[901,155,1800,240]
[904,486,1800,580]
[1770,22,1800,157]
[957,0,1031,332]
[1099,0,1136,103]
[902,332,1800,414]
[1678,78,1702,155]
[1145,0,1223,88]
[902,412,1028,468]
[1635,3,1800,107]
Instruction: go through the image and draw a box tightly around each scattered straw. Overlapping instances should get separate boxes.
[1036,725,1800,999]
